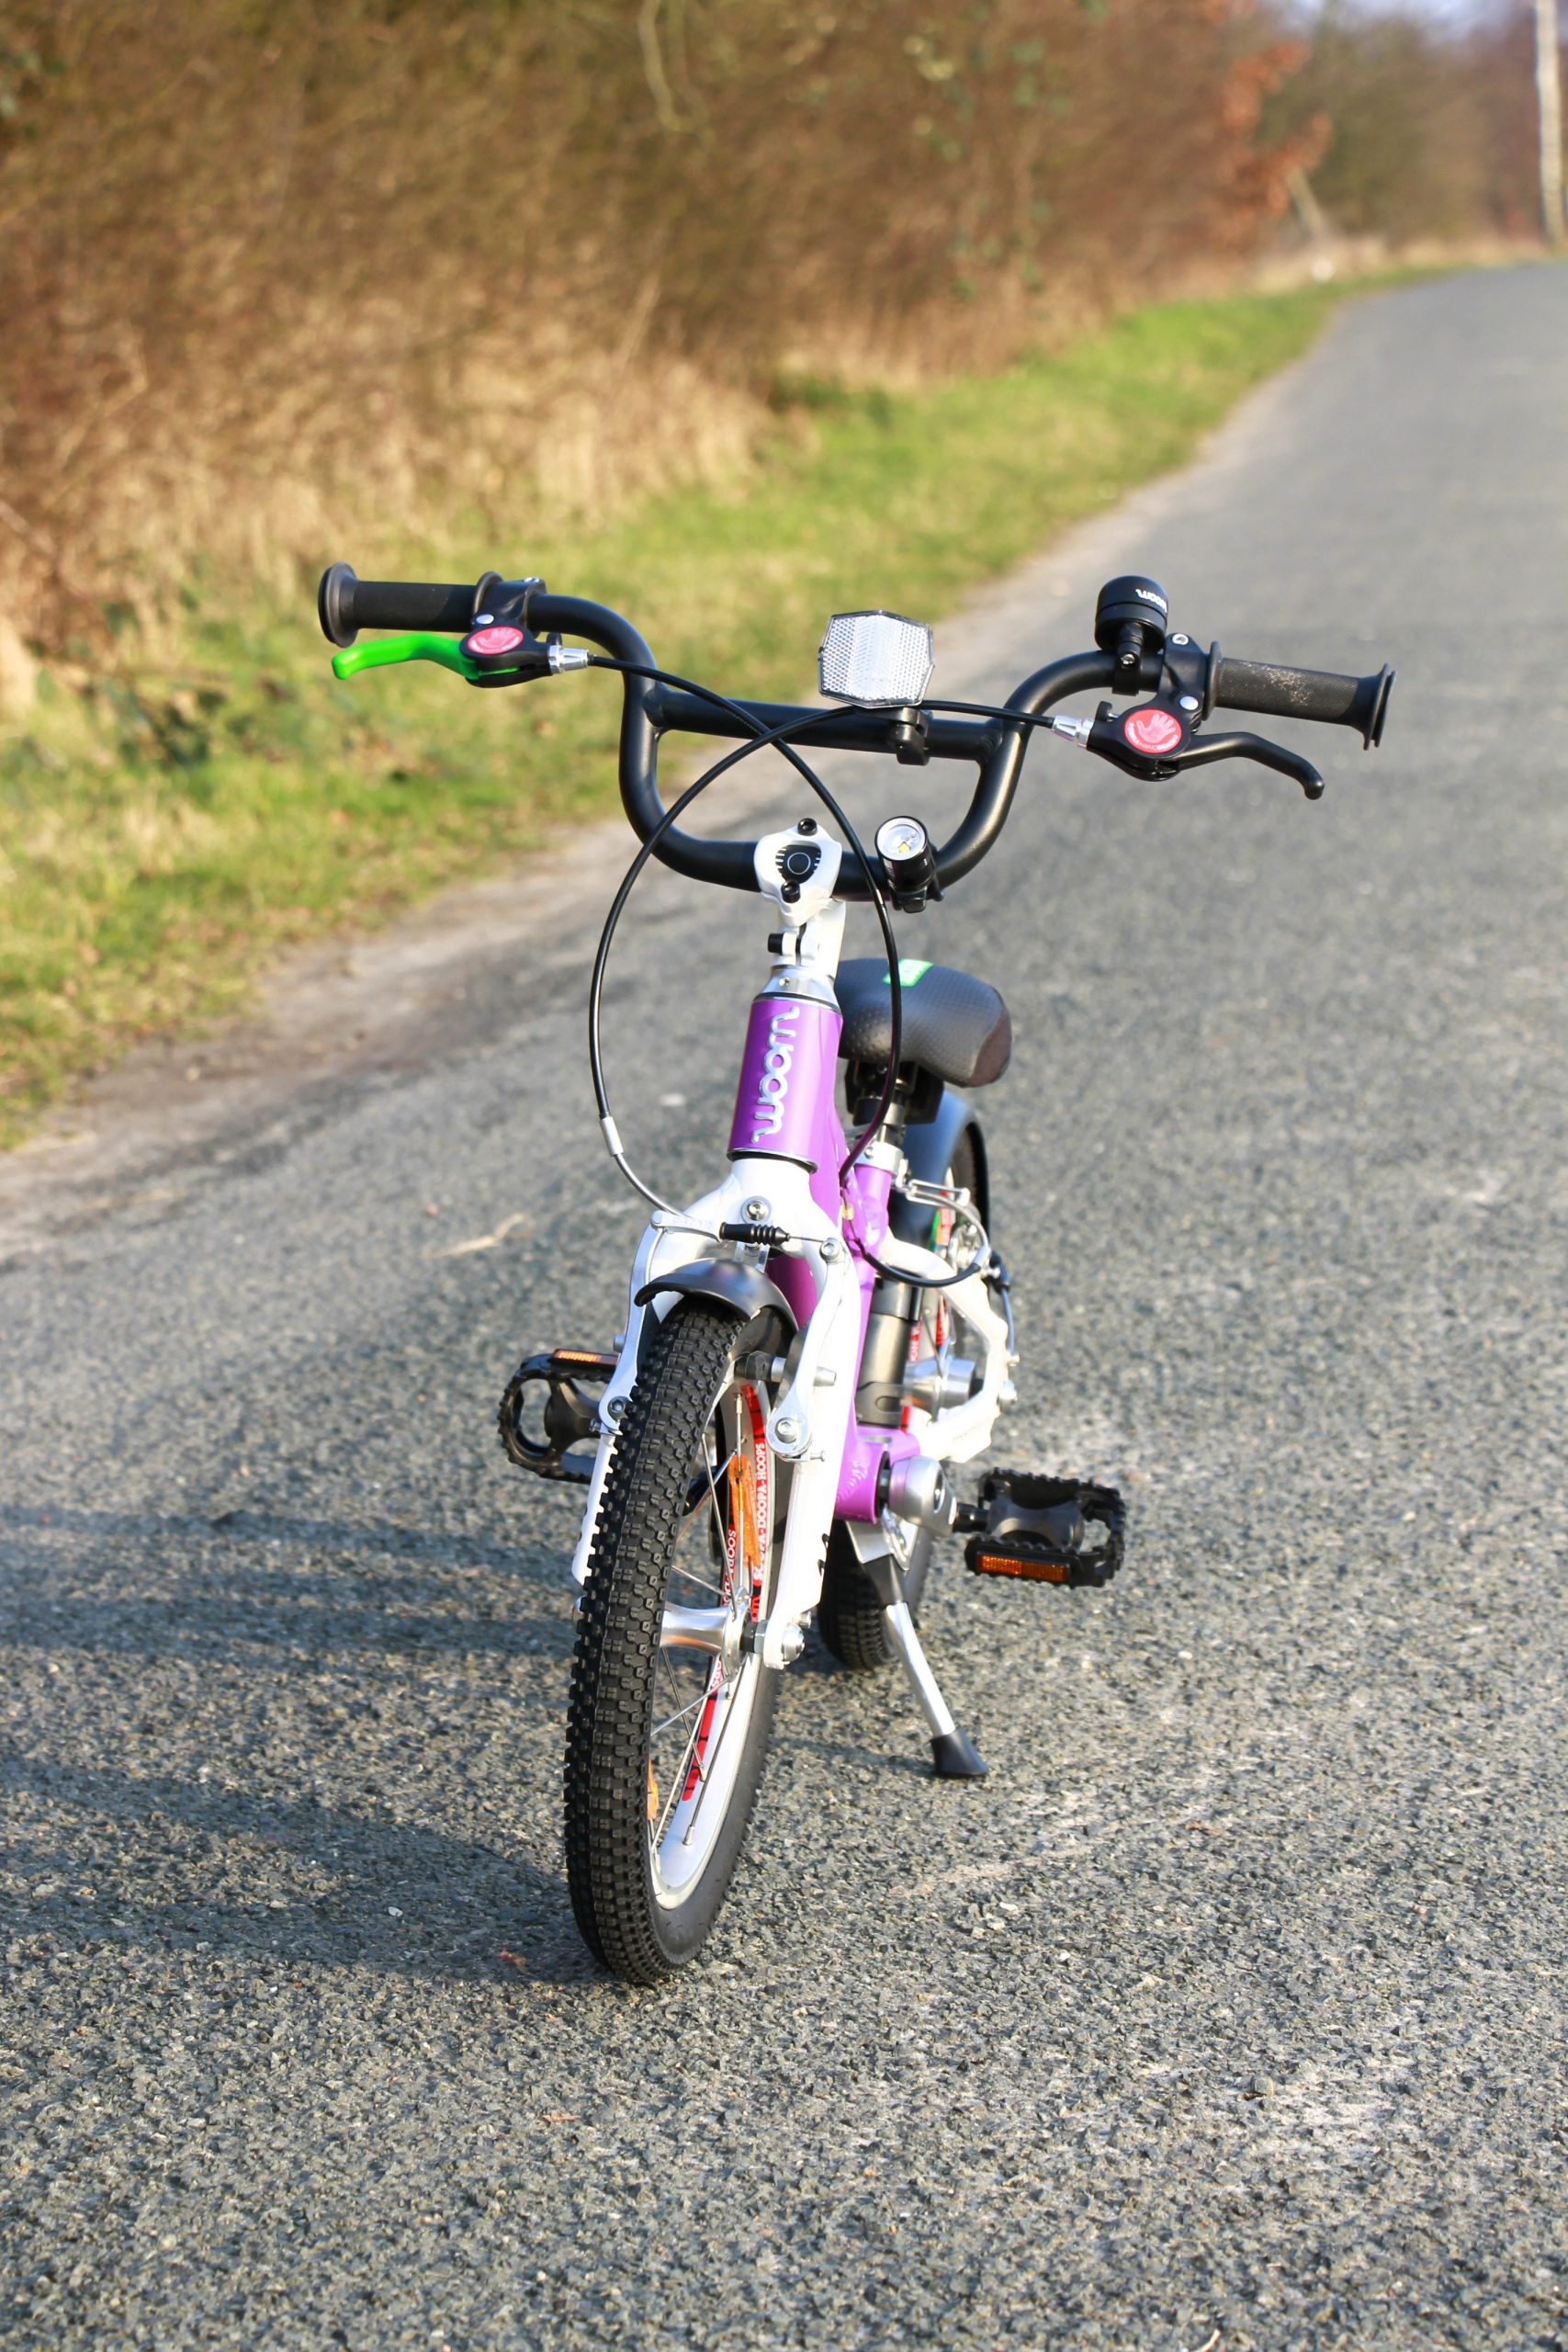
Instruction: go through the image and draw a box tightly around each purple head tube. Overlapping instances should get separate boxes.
[728,992,843,1170]
[729,990,846,1330]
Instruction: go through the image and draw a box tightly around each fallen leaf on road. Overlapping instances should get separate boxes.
[440,1211,533,1259]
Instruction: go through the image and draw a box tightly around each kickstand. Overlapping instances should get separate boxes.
[860,1542,987,1781]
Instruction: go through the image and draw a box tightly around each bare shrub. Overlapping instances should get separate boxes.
[0,2,1323,649]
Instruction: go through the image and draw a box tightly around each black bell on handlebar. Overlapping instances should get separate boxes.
[1095,575,1169,692]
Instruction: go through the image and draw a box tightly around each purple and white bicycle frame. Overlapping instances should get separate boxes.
[570,825,1013,1674]
[316,553,1393,1974]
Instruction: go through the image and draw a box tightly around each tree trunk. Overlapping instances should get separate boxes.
[1539,0,1566,247]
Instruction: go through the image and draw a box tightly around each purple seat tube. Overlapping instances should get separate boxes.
[729,990,921,1521]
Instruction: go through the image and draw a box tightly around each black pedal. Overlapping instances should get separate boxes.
[963,1470,1125,1589]
[497,1349,616,1485]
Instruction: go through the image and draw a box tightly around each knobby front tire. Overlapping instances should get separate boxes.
[564,1301,786,1984]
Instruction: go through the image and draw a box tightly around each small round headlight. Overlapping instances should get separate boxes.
[874,814,939,909]
[876,815,928,865]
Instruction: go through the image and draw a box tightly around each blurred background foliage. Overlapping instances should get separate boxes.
[0,0,1556,1136]
[1270,2,1544,242]
[0,0,1547,655]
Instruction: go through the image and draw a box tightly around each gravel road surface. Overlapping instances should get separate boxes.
[4,266,1566,2349]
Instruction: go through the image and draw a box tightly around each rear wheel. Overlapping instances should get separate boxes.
[816,1521,934,1670]
[564,1302,787,1983]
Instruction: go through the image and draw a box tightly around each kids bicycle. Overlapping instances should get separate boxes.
[320,561,1393,1983]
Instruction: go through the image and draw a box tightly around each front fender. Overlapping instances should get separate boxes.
[634,1258,796,1335]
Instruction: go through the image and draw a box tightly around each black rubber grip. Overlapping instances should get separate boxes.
[1211,654,1393,747]
[317,563,474,647]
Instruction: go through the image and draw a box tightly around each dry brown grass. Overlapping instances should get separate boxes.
[0,1,1316,651]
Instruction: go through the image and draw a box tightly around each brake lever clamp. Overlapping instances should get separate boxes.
[456,576,592,687]
[472,573,545,630]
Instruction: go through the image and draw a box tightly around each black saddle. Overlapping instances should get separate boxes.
[834,958,1012,1091]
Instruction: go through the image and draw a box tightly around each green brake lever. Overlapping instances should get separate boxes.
[332,632,495,684]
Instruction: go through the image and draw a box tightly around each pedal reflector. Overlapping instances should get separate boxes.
[963,1471,1125,1589]
[969,1548,1074,1585]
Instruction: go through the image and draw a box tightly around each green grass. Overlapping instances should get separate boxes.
[0,281,1358,1144]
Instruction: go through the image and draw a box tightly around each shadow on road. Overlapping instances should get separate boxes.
[0,1755,592,1983]
[0,1500,604,1984]
[1,1498,555,1577]
[0,1498,570,1662]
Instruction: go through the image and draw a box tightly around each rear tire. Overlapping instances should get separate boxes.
[564,1302,785,1984]
[816,1522,933,1671]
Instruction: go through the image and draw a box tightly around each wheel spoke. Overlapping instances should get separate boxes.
[674,1668,750,1847]
[651,1690,705,1739]
[670,1568,724,1599]
[701,1440,732,1565]
[683,1437,737,1518]
[652,1679,714,1844]
[658,1645,689,1717]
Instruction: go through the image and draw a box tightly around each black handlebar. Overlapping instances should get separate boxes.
[317,561,1393,898]
[631,655,1116,899]
[1210,653,1393,747]
[318,560,1110,899]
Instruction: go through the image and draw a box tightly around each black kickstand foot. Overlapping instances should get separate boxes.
[931,1727,987,1781]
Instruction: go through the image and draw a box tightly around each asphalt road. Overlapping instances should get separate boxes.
[4,266,1567,2351]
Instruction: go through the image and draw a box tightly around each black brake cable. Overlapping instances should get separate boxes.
[926,697,1078,728]
[579,659,904,1204]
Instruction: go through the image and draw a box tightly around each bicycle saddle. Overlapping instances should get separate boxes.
[834,959,1012,1091]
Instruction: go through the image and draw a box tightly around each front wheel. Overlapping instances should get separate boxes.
[564,1301,787,1983]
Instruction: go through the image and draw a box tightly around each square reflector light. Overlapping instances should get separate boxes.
[818,610,934,707]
